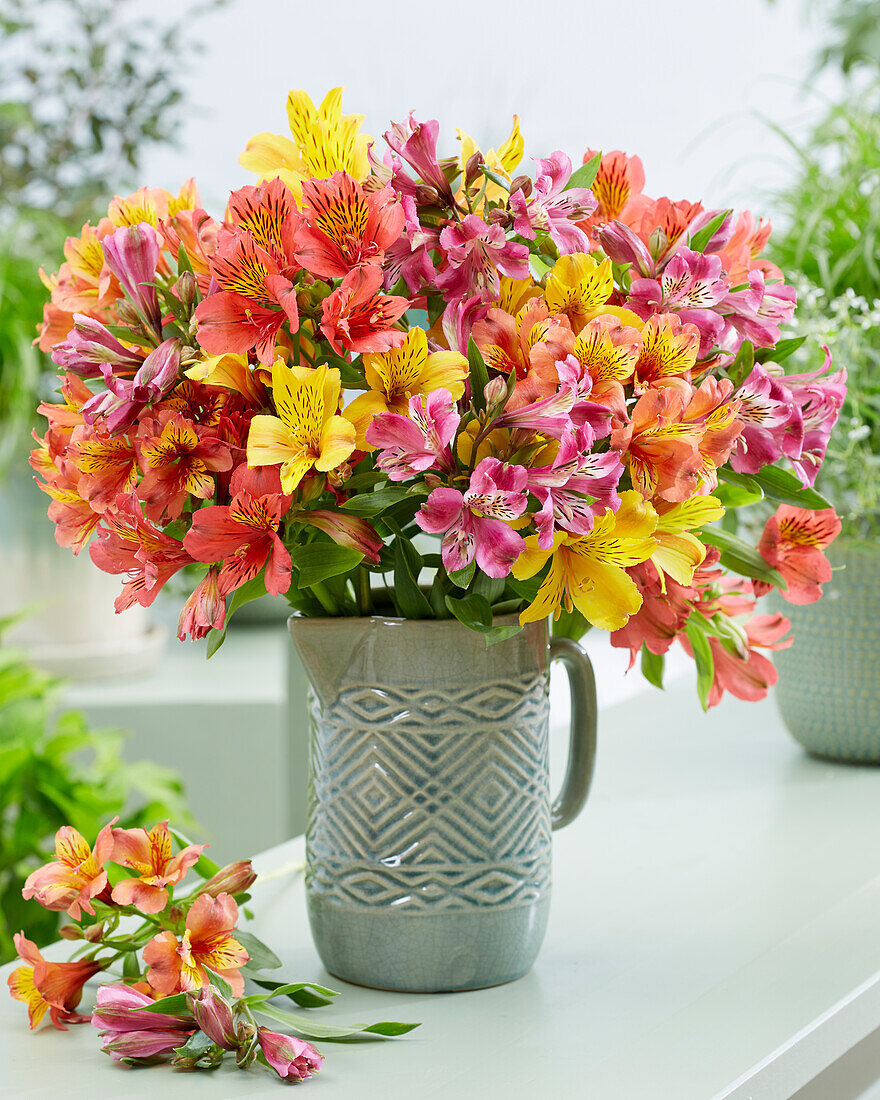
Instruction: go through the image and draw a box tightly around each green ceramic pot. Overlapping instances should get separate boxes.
[288,613,597,992]
[773,540,880,761]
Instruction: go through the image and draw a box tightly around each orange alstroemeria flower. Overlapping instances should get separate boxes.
[143,893,249,997]
[472,299,574,408]
[22,820,116,919]
[110,821,205,914]
[7,934,104,1030]
[611,385,705,503]
[754,505,842,604]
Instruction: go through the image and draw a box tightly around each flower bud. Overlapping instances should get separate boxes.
[83,922,105,942]
[186,987,240,1051]
[483,376,508,408]
[464,151,484,189]
[59,924,83,940]
[198,860,257,899]
[173,270,197,309]
[510,175,532,199]
[485,207,512,228]
[113,300,142,327]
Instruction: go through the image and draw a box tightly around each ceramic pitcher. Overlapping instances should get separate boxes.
[288,613,596,992]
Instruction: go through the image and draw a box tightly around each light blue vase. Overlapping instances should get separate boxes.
[288,613,596,992]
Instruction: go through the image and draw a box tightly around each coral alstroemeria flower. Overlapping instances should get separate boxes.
[240,87,371,198]
[110,821,205,914]
[611,385,705,503]
[580,149,650,228]
[543,253,613,331]
[137,412,233,523]
[345,326,467,447]
[143,893,248,997]
[22,820,116,919]
[66,433,139,513]
[247,360,356,492]
[320,265,408,355]
[472,299,574,408]
[8,934,104,1030]
[754,505,842,604]
[610,559,697,664]
[92,983,196,1062]
[183,489,293,597]
[177,566,227,641]
[651,496,725,587]
[416,457,529,578]
[225,176,299,277]
[295,171,404,279]
[513,490,658,630]
[195,233,299,366]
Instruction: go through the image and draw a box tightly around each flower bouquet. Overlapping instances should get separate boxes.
[31,86,845,707]
[8,818,416,1078]
[28,84,849,995]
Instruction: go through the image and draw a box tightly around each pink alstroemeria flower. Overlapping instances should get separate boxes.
[366,389,460,481]
[628,246,728,355]
[436,215,530,303]
[499,356,611,444]
[417,456,528,578]
[259,1028,324,1081]
[384,115,455,204]
[383,193,440,293]
[729,365,802,476]
[722,269,797,349]
[101,222,162,337]
[510,152,597,255]
[81,338,181,436]
[110,820,205,914]
[527,431,624,548]
[51,314,145,379]
[782,350,847,487]
[92,983,196,1062]
[441,293,489,355]
[22,819,116,919]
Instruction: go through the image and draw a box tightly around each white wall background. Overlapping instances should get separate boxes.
[142,0,838,221]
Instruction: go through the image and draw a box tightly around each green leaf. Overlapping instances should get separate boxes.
[444,593,492,631]
[472,573,505,603]
[756,336,807,364]
[748,465,832,510]
[698,525,786,588]
[173,1029,217,1059]
[685,617,715,712]
[484,622,523,647]
[340,486,423,517]
[566,151,601,191]
[292,544,364,588]
[640,644,665,690]
[448,561,476,589]
[204,968,234,999]
[142,992,191,1015]
[687,209,731,253]
[467,336,490,412]
[551,608,590,643]
[717,468,764,505]
[235,930,281,972]
[246,980,340,1009]
[392,537,433,619]
[254,1002,420,1042]
[728,340,754,388]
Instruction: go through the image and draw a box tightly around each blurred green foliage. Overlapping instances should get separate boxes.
[0,617,197,963]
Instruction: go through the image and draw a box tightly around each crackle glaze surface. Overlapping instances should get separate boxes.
[289,615,554,992]
[774,542,880,762]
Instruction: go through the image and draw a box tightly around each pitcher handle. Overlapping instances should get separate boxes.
[548,636,597,830]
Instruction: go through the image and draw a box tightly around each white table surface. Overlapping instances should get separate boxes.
[4,679,880,1099]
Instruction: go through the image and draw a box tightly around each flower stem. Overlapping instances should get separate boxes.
[355,567,373,617]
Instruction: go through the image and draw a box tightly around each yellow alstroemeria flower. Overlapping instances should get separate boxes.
[652,495,725,588]
[247,361,355,493]
[457,115,524,204]
[513,491,658,630]
[544,253,613,331]
[239,87,371,199]
[344,327,468,448]
[186,353,270,407]
[497,276,541,316]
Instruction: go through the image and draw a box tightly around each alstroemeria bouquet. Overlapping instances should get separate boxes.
[7,819,416,1079]
[31,87,847,708]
